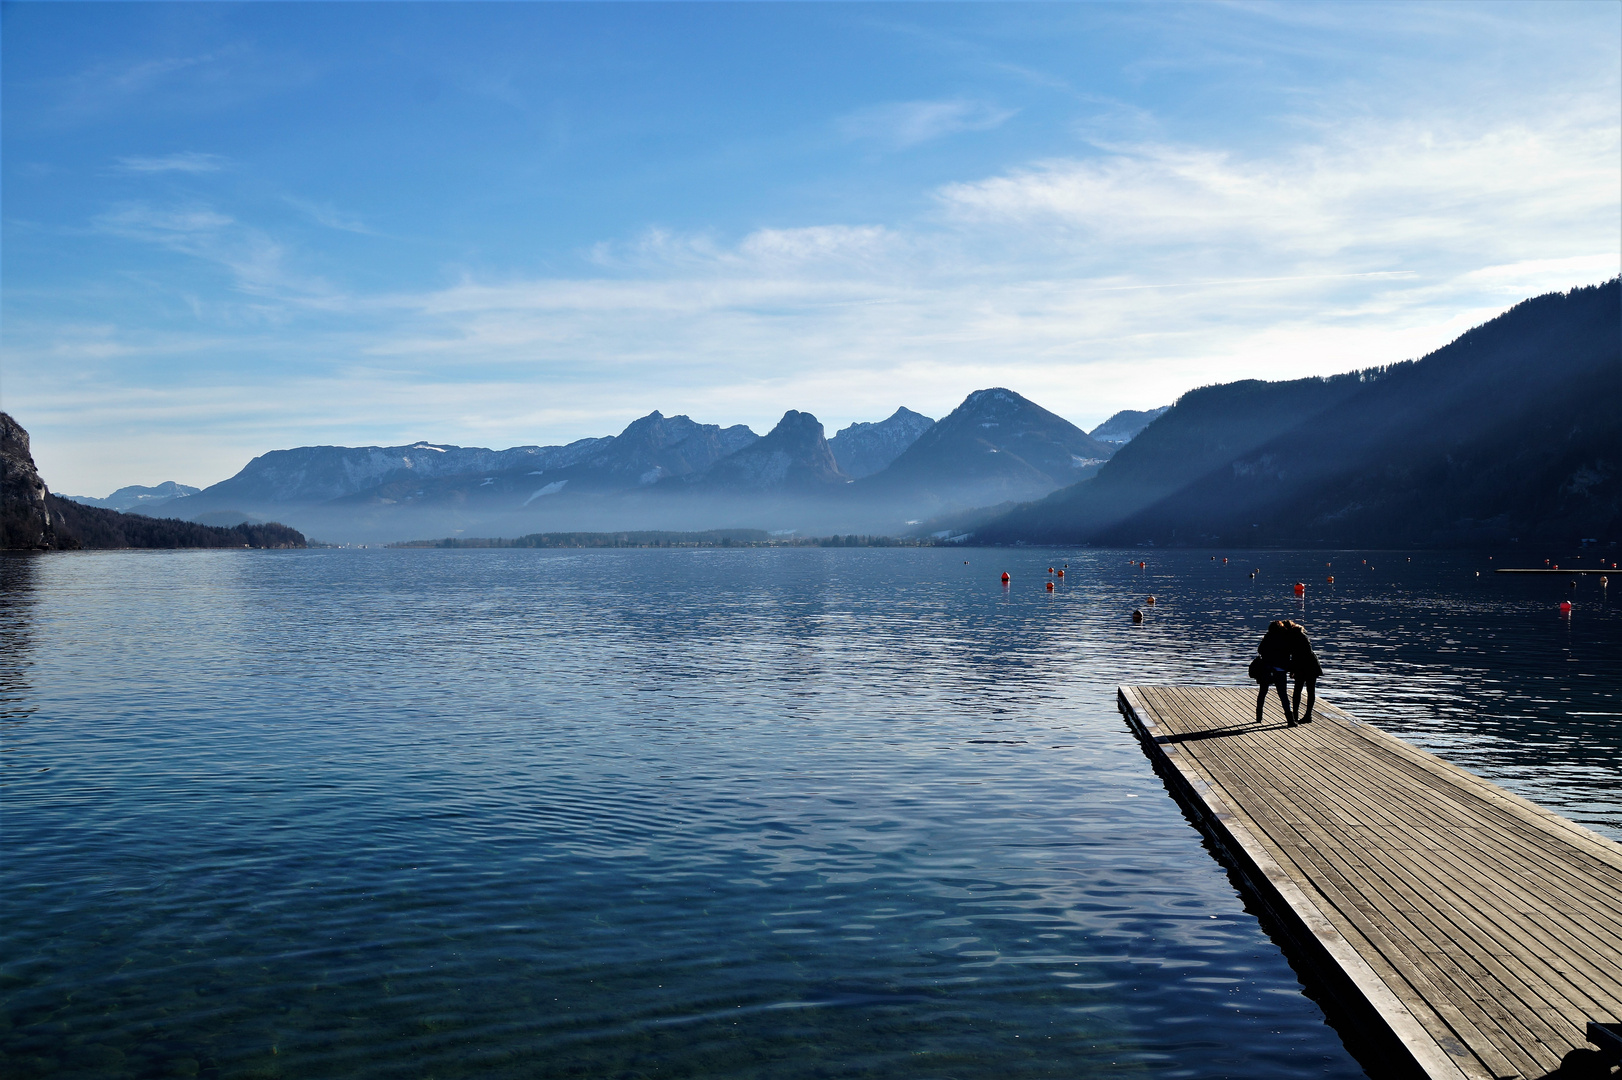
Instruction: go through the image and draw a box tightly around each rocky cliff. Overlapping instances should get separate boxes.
[1,412,74,550]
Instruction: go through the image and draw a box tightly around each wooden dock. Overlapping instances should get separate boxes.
[1118,686,1622,1080]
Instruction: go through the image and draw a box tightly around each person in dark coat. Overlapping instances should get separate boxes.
[1252,620,1296,724]
[1284,621,1324,724]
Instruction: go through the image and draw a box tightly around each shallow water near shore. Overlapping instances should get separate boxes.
[3,546,1617,1080]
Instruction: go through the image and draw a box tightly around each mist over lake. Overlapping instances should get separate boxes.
[3,547,1615,1079]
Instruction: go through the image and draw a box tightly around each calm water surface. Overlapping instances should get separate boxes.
[3,547,1617,1080]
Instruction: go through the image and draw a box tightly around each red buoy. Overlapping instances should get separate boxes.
[1001,572,1011,584]
[1056,569,1065,578]
[1294,582,1306,596]
[1326,576,1335,584]
[1046,581,1055,591]
[1559,600,1572,613]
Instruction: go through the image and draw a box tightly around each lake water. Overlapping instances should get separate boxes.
[3,547,1617,1080]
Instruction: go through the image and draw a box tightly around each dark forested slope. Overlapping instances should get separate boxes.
[47,496,306,549]
[978,280,1621,547]
[2,411,305,550]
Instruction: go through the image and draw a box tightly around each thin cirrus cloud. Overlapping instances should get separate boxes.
[837,98,1016,148]
[283,196,373,235]
[114,151,225,173]
[92,201,339,303]
[588,224,898,273]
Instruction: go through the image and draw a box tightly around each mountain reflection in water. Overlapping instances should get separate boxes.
[1,547,1615,1080]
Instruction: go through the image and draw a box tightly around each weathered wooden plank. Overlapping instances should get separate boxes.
[1167,711,1560,1076]
[1157,698,1601,1073]
[1194,729,1579,1075]
[1120,685,1622,1080]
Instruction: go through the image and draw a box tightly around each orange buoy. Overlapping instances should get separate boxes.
[1601,576,1609,587]
[1326,576,1335,584]
[1047,567,1054,574]
[1046,581,1055,591]
[1056,569,1065,578]
[1001,572,1011,584]
[1293,582,1306,596]
[1146,595,1156,604]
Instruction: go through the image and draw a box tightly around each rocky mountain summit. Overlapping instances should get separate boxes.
[854,388,1116,510]
[681,410,847,492]
[519,411,760,492]
[828,407,935,478]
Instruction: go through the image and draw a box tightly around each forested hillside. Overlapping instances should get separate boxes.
[47,496,306,550]
[978,280,1620,548]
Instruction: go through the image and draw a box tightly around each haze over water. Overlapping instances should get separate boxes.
[2,547,1616,1079]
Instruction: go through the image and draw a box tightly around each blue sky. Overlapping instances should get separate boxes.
[3,2,1618,495]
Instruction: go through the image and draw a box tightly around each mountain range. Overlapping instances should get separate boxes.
[101,388,1114,542]
[61,480,201,511]
[36,278,1618,550]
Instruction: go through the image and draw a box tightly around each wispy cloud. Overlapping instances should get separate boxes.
[93,202,340,304]
[837,99,1016,148]
[936,116,1621,266]
[590,225,897,273]
[115,151,225,174]
[283,196,373,235]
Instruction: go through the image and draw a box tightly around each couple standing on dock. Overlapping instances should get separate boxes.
[1250,620,1322,726]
